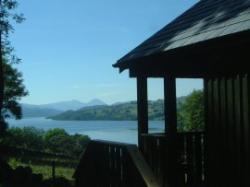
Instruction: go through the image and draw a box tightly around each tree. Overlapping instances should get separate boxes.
[44,128,72,154]
[2,127,45,150]
[0,0,26,133]
[178,90,204,132]
[44,128,90,157]
[2,61,27,119]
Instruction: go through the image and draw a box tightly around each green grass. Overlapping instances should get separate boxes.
[8,158,75,181]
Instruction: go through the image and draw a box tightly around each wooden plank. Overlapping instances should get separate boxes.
[205,78,214,186]
[115,147,122,186]
[110,146,116,186]
[213,78,222,186]
[227,77,236,186]
[203,78,209,185]
[121,148,129,187]
[88,142,99,187]
[157,136,166,186]
[219,77,228,186]
[242,74,250,187]
[175,134,185,187]
[234,75,243,186]
[194,133,202,184]
[126,145,160,187]
[186,133,194,185]
[102,144,109,186]
[137,77,148,149]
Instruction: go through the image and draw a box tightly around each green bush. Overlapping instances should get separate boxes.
[2,127,45,150]
[177,90,204,132]
[1,127,90,158]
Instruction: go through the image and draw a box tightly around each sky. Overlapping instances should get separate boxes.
[10,0,202,105]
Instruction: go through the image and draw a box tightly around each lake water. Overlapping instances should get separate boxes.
[7,118,164,145]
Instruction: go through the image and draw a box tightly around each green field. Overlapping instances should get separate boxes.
[8,158,75,181]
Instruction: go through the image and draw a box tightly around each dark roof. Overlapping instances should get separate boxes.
[114,0,250,71]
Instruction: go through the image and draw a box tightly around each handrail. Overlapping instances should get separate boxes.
[74,140,160,187]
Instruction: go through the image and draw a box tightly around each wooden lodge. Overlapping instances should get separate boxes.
[74,0,250,186]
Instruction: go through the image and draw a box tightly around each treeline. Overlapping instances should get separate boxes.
[0,127,90,158]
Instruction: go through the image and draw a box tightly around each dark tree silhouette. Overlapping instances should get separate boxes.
[0,0,26,134]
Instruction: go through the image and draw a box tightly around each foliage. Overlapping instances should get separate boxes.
[0,0,25,61]
[44,128,89,156]
[2,62,28,119]
[177,90,204,132]
[44,128,70,154]
[3,127,45,150]
[0,0,27,134]
[1,127,90,158]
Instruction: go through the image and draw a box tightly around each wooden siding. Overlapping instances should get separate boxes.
[205,74,250,187]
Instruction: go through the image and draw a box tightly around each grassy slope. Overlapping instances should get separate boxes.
[8,158,75,181]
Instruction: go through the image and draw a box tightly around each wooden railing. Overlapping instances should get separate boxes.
[141,132,205,187]
[74,140,160,187]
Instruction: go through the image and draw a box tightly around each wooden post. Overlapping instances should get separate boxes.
[164,76,177,187]
[164,76,177,135]
[137,77,148,149]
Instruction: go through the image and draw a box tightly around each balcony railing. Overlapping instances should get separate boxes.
[74,140,160,187]
[141,132,205,187]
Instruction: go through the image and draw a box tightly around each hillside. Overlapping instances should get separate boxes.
[21,99,106,118]
[21,104,62,118]
[38,99,106,111]
[49,98,186,121]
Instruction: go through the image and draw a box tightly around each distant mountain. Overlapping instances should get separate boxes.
[39,99,106,111]
[48,97,187,121]
[21,104,62,118]
[86,99,107,107]
[21,99,107,118]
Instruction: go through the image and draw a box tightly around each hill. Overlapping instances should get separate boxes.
[21,99,106,118]
[33,99,106,111]
[21,104,62,118]
[48,98,185,121]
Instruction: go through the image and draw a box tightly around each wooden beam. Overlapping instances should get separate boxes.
[164,76,178,187]
[137,77,148,149]
[164,76,177,135]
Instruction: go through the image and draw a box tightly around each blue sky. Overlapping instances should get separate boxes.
[10,0,202,105]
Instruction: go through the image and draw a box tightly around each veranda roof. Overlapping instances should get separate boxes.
[114,0,250,75]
